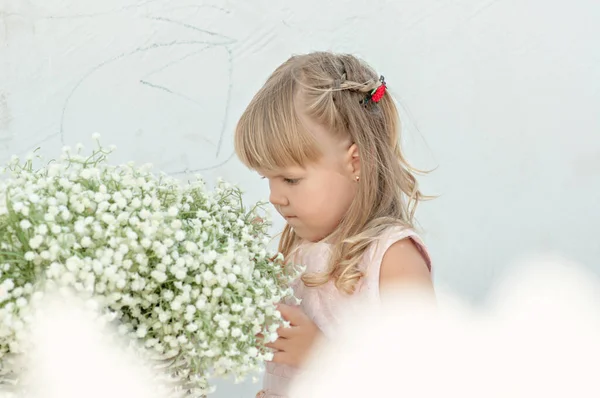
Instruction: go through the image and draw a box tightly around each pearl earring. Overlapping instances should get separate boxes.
[355,175,360,182]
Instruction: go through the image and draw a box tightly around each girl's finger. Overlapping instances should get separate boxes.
[277,304,307,326]
[276,325,296,338]
[265,337,287,352]
[270,351,292,366]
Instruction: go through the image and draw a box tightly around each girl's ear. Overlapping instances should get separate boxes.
[346,143,361,179]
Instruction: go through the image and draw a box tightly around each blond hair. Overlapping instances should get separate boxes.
[235,51,426,294]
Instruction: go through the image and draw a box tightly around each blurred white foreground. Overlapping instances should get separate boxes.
[2,255,599,398]
[0,291,171,398]
[290,255,600,397]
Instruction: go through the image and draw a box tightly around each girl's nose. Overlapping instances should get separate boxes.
[269,183,289,207]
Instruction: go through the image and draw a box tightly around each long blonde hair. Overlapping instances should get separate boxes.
[235,51,426,294]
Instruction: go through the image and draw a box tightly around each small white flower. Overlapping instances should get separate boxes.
[74,221,86,235]
[263,351,274,362]
[37,224,48,235]
[101,214,116,225]
[227,273,237,284]
[116,278,126,289]
[12,287,23,298]
[162,290,174,301]
[186,304,196,314]
[218,319,230,330]
[177,335,188,344]
[154,343,165,354]
[96,282,106,294]
[61,209,72,221]
[81,236,92,248]
[171,219,182,230]
[3,279,15,291]
[145,338,157,348]
[66,256,80,272]
[204,349,216,358]
[136,324,148,338]
[175,230,186,241]
[175,269,186,280]
[131,198,141,208]
[151,270,167,283]
[139,209,150,220]
[171,300,182,311]
[20,220,32,230]
[184,241,198,253]
[266,332,278,343]
[195,297,206,310]
[158,312,171,323]
[16,297,27,308]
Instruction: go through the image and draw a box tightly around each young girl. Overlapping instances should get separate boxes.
[234,51,434,397]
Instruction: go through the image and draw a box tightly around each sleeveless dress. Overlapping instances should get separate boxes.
[256,226,432,398]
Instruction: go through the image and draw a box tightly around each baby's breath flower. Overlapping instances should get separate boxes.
[151,270,167,283]
[0,140,298,396]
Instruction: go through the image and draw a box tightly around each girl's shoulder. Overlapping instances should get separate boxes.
[358,225,432,297]
[364,225,431,270]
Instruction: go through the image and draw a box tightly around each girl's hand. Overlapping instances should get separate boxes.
[266,304,323,368]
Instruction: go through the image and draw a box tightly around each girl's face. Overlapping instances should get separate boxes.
[259,113,360,242]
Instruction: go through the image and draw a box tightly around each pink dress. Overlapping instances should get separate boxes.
[257,226,432,398]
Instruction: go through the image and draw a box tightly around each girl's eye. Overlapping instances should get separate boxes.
[284,178,300,185]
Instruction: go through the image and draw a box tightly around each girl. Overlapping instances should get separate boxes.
[234,51,434,397]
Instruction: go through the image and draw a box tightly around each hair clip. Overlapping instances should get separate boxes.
[360,75,386,105]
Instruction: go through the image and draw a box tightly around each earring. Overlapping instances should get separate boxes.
[355,175,360,182]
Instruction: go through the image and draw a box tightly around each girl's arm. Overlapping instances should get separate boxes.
[379,238,434,295]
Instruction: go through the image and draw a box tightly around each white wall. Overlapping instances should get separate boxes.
[1,0,599,396]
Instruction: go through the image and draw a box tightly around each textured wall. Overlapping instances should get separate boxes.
[1,0,599,396]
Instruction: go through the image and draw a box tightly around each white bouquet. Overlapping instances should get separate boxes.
[0,136,296,396]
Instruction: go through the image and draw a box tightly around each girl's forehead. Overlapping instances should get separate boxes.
[257,165,306,178]
[256,153,344,178]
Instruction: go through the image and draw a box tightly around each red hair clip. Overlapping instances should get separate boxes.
[360,75,386,105]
